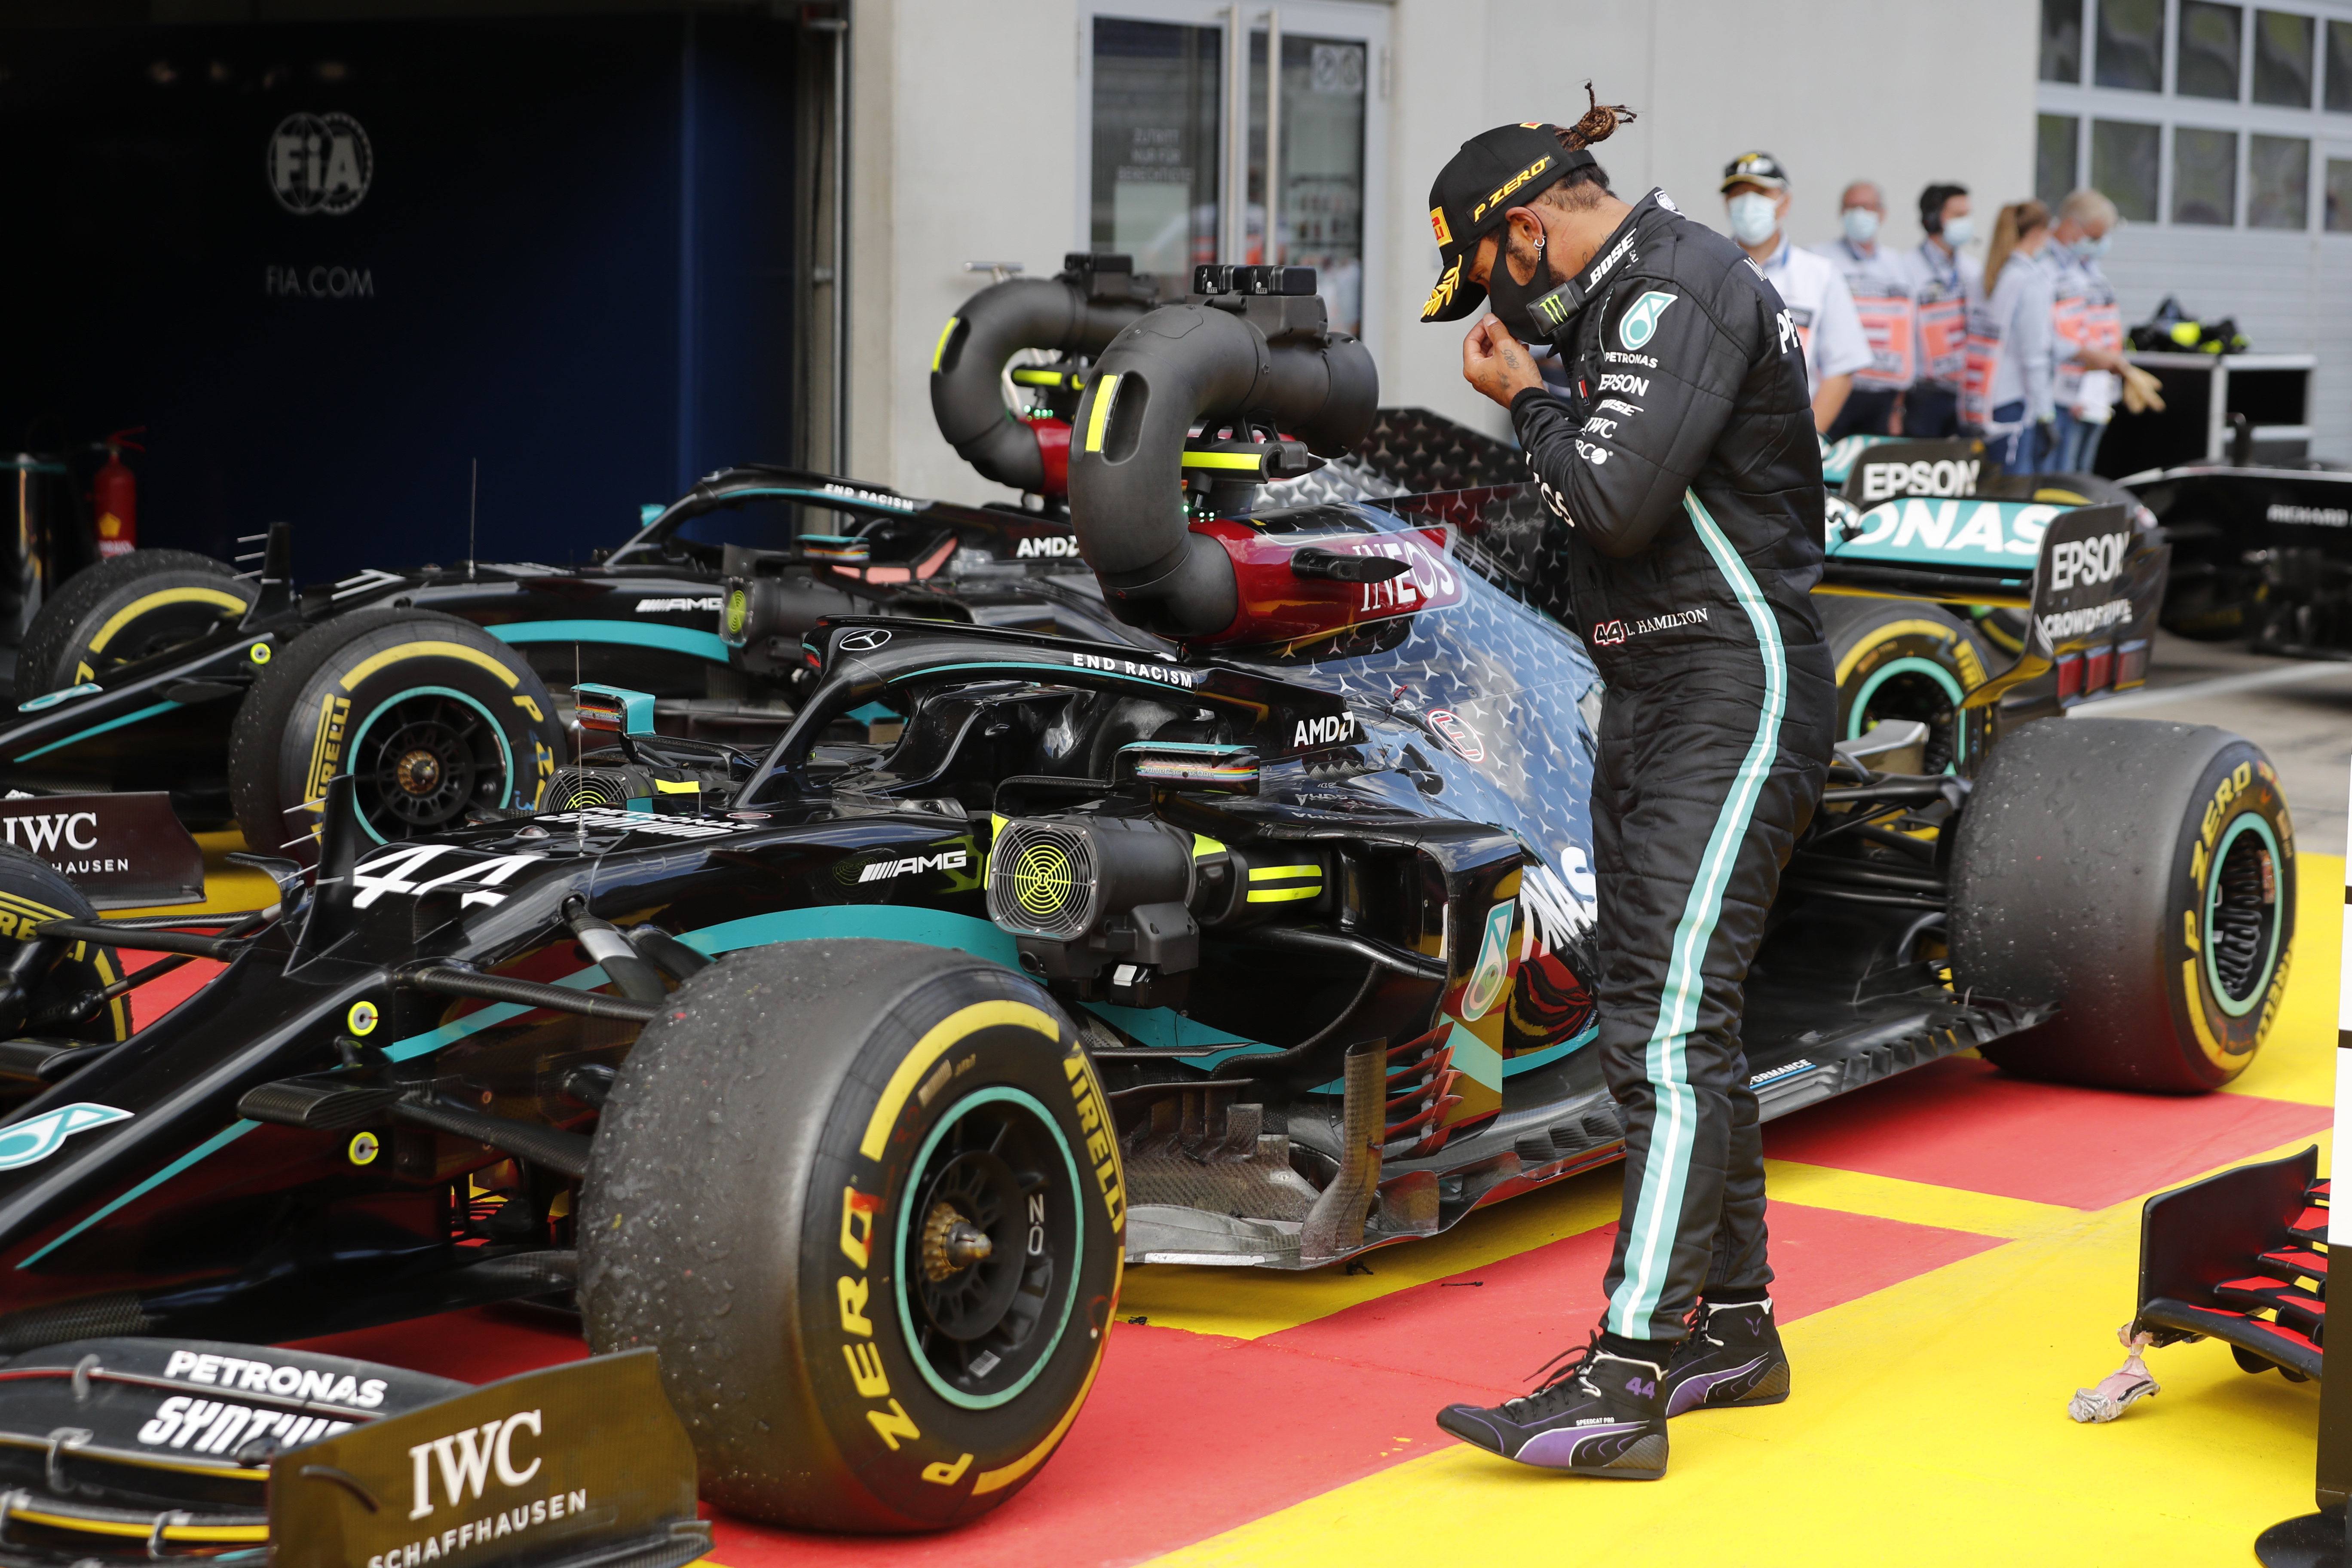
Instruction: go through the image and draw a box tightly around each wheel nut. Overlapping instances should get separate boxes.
[946,1222,992,1267]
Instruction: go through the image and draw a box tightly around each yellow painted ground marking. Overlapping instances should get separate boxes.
[1143,1130,2334,1568]
[1761,1160,2081,1240]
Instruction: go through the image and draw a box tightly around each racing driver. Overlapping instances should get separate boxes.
[1420,97,1836,1479]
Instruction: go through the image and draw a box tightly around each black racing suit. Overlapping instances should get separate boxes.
[1510,188,1836,1341]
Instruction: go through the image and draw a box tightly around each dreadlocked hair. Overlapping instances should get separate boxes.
[1539,84,1635,211]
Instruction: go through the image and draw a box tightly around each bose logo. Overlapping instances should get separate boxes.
[408,1410,545,1520]
[1016,535,1082,557]
[1586,232,1636,288]
[2050,532,2129,592]
[1859,459,1980,502]
[1293,714,1357,748]
[2269,503,2351,527]
[858,850,969,883]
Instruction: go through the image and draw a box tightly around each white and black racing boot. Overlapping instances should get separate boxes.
[1434,1335,1670,1478]
[1661,1298,1791,1415]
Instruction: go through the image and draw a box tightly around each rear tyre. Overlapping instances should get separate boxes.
[0,845,132,1043]
[1953,718,2293,1091]
[1817,597,1992,773]
[579,940,1123,1533]
[13,550,255,705]
[227,607,561,852]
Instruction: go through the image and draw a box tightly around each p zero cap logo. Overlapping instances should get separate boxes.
[1618,291,1678,350]
[838,628,891,652]
[1429,207,1453,247]
[268,113,373,215]
[0,1102,131,1172]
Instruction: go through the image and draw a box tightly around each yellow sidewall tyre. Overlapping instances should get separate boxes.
[580,940,1124,1533]
[0,845,132,1044]
[226,607,562,852]
[13,551,256,706]
[1954,718,2293,1091]
[1816,597,1993,774]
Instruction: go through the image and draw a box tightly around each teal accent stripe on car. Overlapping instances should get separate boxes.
[487,621,732,664]
[13,700,183,763]
[1607,491,1788,1339]
[1503,1021,1601,1078]
[18,1119,257,1268]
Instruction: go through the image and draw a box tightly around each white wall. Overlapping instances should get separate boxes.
[848,0,2041,500]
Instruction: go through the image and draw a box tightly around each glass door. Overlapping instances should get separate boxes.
[1082,2,1388,345]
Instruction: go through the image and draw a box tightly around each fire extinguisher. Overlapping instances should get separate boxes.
[90,427,145,560]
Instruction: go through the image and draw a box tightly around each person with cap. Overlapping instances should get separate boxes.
[2043,188,2162,472]
[1808,181,1915,437]
[1418,92,1835,1482]
[1720,152,1871,434]
[1895,184,1980,438]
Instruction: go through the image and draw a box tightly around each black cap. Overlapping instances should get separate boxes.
[1421,124,1593,323]
[1720,151,1789,193]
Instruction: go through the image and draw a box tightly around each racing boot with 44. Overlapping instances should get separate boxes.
[1435,1335,1670,1477]
[1662,1298,1791,1415]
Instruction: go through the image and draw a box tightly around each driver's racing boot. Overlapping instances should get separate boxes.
[1661,1298,1790,1415]
[1434,1335,1670,1477]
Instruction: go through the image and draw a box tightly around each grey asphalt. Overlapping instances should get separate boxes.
[2071,630,2352,858]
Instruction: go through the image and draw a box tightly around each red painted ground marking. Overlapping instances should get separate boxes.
[1762,1056,2331,1210]
[284,1305,588,1384]
[685,1203,2000,1568]
[121,948,222,1030]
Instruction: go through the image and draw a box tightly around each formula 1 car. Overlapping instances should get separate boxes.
[2115,456,2352,654]
[0,276,2292,1539]
[0,470,1102,851]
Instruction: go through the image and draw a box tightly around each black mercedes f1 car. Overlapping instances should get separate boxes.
[0,274,2293,1539]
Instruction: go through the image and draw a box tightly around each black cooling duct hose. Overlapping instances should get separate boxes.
[1065,300,1378,638]
[929,276,1157,493]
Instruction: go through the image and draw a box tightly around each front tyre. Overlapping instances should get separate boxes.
[579,940,1123,1533]
[227,607,561,851]
[13,550,256,705]
[0,845,133,1043]
[1952,718,2293,1091]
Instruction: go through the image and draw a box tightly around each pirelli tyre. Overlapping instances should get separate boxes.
[0,845,134,1043]
[1952,718,2293,1092]
[13,550,258,705]
[227,607,561,852]
[579,940,1123,1533]
[1818,597,1992,774]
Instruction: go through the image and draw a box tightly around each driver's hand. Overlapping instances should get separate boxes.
[1463,316,1546,408]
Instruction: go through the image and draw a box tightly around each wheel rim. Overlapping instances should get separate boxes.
[894,1085,1084,1411]
[2203,813,2282,1019]
[346,685,515,843]
[1849,654,1967,772]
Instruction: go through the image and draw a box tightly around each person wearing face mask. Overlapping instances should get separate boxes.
[1418,97,1834,1482]
[1720,152,1872,434]
[1808,181,1914,437]
[2043,188,2159,473]
[1961,199,2056,472]
[1894,184,1981,438]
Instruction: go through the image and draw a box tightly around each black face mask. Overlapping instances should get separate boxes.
[1484,222,1557,342]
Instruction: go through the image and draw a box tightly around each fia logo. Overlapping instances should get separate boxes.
[268,113,373,216]
[1617,291,1677,351]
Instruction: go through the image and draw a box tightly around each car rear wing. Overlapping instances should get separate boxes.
[1960,501,2170,715]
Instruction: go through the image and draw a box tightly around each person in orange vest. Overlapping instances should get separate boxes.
[1893,184,1980,439]
[2043,189,2154,474]
[1809,181,1915,438]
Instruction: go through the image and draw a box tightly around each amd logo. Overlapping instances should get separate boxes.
[1292,714,1357,748]
[1015,535,1082,558]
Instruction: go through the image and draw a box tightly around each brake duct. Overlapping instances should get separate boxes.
[1065,271,1378,640]
[928,252,1162,497]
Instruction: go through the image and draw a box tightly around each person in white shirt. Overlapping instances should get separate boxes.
[1721,151,1871,433]
[1808,181,1914,438]
[1894,184,1981,439]
[1962,199,2056,473]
